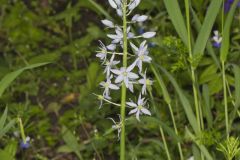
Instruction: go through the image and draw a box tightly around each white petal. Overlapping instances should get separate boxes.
[109,84,120,90]
[136,110,140,121]
[108,0,117,9]
[115,75,124,83]
[126,102,137,107]
[101,19,114,28]
[107,34,121,39]
[129,0,141,11]
[136,15,148,22]
[111,69,121,75]
[137,60,142,72]
[138,79,144,84]
[130,42,138,53]
[128,108,138,115]
[128,83,134,93]
[131,14,140,22]
[143,56,152,62]
[115,0,122,6]
[142,32,156,38]
[128,72,139,79]
[127,62,136,72]
[124,76,129,88]
[117,8,123,17]
[106,44,116,51]
[141,108,151,115]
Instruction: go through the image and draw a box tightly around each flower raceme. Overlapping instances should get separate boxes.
[96,0,155,138]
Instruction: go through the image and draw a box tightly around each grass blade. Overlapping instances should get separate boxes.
[163,0,188,45]
[192,0,222,56]
[220,0,239,62]
[233,65,240,108]
[0,62,50,98]
[159,66,199,134]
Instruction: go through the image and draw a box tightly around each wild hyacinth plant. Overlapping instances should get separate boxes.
[95,0,155,159]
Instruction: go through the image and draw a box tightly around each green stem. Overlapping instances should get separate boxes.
[168,103,184,160]
[184,0,202,133]
[159,127,172,160]
[120,1,128,160]
[222,61,229,138]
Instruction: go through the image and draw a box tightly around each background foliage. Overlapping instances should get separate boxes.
[0,0,240,159]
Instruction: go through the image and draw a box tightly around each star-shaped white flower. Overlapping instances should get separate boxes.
[100,77,120,99]
[108,115,122,140]
[127,94,151,121]
[107,26,134,45]
[138,70,153,95]
[130,40,152,72]
[104,54,120,77]
[96,41,116,63]
[111,65,139,88]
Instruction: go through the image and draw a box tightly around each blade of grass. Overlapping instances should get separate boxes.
[159,66,199,134]
[87,0,112,20]
[192,0,222,56]
[162,0,188,45]
[233,65,240,108]
[220,0,239,62]
[0,62,50,98]
[190,7,220,69]
[0,107,8,130]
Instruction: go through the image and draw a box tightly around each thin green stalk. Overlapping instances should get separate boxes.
[120,1,128,159]
[184,0,202,133]
[159,127,172,160]
[168,103,184,160]
[148,89,172,160]
[222,61,229,138]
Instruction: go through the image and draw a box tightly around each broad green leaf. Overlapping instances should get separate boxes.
[159,66,199,134]
[0,62,49,98]
[199,64,218,84]
[193,0,222,56]
[220,0,239,62]
[163,0,188,45]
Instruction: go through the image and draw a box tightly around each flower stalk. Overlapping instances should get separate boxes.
[120,1,128,159]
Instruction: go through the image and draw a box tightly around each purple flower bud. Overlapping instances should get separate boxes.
[213,42,221,48]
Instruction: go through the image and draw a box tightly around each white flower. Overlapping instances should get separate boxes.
[104,54,120,77]
[101,19,115,28]
[127,94,151,121]
[100,76,120,99]
[142,32,156,38]
[131,14,148,22]
[128,0,141,11]
[108,115,122,140]
[111,65,139,88]
[107,26,134,45]
[212,30,222,48]
[96,41,108,62]
[138,70,153,95]
[130,41,152,72]
[108,0,118,9]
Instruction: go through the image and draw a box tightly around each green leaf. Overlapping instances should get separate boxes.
[150,64,171,104]
[190,7,220,69]
[159,66,199,134]
[193,0,222,56]
[0,107,8,130]
[163,0,188,45]
[62,126,83,160]
[202,85,213,128]
[0,62,50,98]
[220,0,239,62]
[233,65,240,108]
[186,127,213,160]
